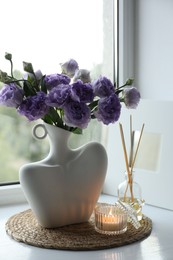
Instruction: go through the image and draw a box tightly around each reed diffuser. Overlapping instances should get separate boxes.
[118,115,145,220]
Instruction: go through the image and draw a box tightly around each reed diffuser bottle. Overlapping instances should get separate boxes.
[118,169,144,221]
[118,116,145,221]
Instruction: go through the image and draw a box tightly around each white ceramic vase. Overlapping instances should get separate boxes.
[19,123,107,228]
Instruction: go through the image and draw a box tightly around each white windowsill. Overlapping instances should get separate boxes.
[1,193,173,260]
[0,184,27,205]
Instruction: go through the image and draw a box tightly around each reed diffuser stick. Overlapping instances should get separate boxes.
[119,123,134,201]
[131,123,145,171]
[129,115,133,167]
[129,115,134,202]
[119,123,130,175]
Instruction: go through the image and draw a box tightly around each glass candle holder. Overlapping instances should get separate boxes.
[94,204,127,235]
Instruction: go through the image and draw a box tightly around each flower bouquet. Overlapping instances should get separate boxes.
[0,52,140,134]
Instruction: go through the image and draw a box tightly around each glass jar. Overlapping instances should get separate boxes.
[117,170,144,221]
[94,203,128,235]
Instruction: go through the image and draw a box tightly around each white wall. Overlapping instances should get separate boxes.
[134,0,173,100]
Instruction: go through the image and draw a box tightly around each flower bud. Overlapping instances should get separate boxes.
[23,62,34,74]
[73,69,91,83]
[125,78,134,86]
[60,59,79,78]
[5,52,12,61]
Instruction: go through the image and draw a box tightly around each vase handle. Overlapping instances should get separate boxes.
[32,124,48,140]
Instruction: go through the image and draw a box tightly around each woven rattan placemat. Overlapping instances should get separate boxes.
[5,209,152,251]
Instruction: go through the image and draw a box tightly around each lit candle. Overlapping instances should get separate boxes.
[94,204,127,235]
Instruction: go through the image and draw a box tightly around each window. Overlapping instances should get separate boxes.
[0,0,116,185]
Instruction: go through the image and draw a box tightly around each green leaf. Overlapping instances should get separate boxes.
[23,62,34,74]
[25,74,38,90]
[72,128,83,135]
[47,107,63,126]
[89,100,98,111]
[0,70,8,83]
[42,115,54,125]
[5,52,12,61]
[40,75,47,94]
[23,81,36,96]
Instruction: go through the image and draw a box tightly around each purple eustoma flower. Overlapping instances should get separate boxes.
[123,87,140,109]
[44,73,71,90]
[60,59,79,78]
[71,80,94,103]
[46,84,71,108]
[0,83,24,108]
[92,76,115,98]
[94,94,121,125]
[63,100,91,129]
[18,91,48,121]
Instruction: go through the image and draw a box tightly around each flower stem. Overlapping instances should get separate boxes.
[10,60,14,78]
[9,79,32,87]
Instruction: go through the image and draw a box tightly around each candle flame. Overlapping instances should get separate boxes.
[109,207,113,216]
